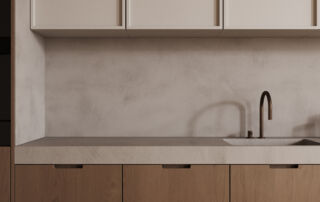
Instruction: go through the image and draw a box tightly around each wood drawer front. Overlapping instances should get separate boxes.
[231,165,320,202]
[0,147,10,202]
[15,165,122,202]
[31,0,124,29]
[123,165,229,202]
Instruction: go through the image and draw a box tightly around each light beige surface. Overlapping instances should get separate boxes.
[127,0,221,29]
[225,0,316,29]
[26,0,320,37]
[17,137,230,146]
[14,137,320,164]
[45,38,320,140]
[31,0,124,29]
[15,0,45,145]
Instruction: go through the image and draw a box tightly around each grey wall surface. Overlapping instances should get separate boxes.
[15,0,45,145]
[44,38,320,138]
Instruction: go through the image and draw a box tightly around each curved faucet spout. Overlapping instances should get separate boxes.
[259,91,272,138]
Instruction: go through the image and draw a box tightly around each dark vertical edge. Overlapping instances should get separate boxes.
[119,0,122,27]
[10,0,15,201]
[229,165,231,202]
[125,0,127,29]
[222,0,224,29]
[215,0,220,27]
[122,165,124,202]
[315,0,318,26]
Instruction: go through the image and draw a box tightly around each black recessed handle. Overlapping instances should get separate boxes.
[162,164,191,169]
[54,164,83,169]
[269,164,299,169]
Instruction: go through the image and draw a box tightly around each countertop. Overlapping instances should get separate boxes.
[15,137,320,164]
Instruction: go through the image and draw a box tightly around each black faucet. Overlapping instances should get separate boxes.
[259,91,272,138]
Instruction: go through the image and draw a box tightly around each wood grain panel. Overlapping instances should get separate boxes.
[124,165,229,202]
[231,165,320,202]
[15,165,122,202]
[0,147,10,202]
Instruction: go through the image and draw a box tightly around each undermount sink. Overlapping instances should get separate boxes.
[223,138,320,146]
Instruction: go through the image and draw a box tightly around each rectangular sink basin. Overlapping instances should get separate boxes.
[223,138,320,146]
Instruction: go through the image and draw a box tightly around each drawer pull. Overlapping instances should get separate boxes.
[269,165,299,169]
[162,164,191,169]
[54,164,83,169]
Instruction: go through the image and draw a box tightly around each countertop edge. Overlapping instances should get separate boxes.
[15,146,320,164]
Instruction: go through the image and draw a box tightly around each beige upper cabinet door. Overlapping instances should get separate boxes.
[31,0,125,29]
[127,0,222,29]
[225,0,317,29]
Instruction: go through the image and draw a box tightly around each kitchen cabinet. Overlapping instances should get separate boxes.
[0,147,10,202]
[224,0,317,29]
[15,165,122,202]
[127,0,222,29]
[231,165,320,202]
[31,0,125,31]
[123,165,229,202]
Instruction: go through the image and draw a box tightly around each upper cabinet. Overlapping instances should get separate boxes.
[224,0,318,29]
[30,0,320,36]
[31,0,125,36]
[127,0,222,29]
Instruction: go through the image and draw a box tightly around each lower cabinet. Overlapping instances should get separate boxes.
[123,165,229,202]
[0,147,10,202]
[231,165,320,202]
[15,164,320,202]
[15,165,122,202]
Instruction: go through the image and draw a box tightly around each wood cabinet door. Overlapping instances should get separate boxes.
[123,165,229,202]
[31,0,125,29]
[224,0,316,29]
[0,147,10,202]
[127,0,222,29]
[15,165,122,202]
[231,165,320,202]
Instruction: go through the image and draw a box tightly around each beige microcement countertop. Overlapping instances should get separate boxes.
[14,137,320,164]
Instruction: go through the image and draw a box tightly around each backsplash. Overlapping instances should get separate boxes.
[45,38,320,138]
